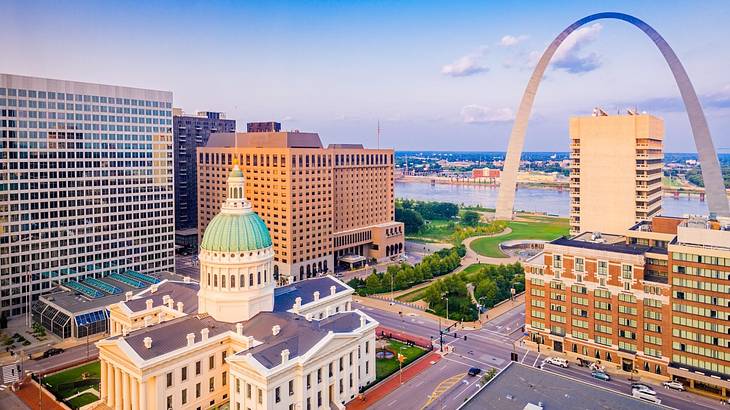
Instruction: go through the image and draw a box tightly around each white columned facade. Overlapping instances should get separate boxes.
[100,360,108,403]
[114,366,122,410]
[138,378,147,410]
[130,377,138,410]
[122,371,130,410]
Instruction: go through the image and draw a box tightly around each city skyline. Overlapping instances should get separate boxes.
[2,1,730,152]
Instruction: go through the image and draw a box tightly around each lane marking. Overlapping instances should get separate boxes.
[421,373,467,409]
[532,353,541,367]
[387,399,398,406]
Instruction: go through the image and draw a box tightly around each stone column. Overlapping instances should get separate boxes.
[122,371,130,410]
[130,377,138,410]
[138,378,147,410]
[100,360,108,403]
[114,366,122,410]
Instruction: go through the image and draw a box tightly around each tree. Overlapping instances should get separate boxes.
[395,207,424,234]
[461,211,480,227]
[475,278,499,307]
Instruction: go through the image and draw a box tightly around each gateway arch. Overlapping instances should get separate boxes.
[495,12,730,220]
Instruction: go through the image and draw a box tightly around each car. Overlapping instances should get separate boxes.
[544,357,569,368]
[334,272,344,278]
[633,388,661,404]
[631,383,656,395]
[663,380,685,391]
[591,371,611,381]
[468,367,482,376]
[42,348,64,358]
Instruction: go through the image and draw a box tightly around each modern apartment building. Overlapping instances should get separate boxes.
[173,109,235,231]
[197,130,403,284]
[525,215,730,398]
[0,74,175,319]
[569,110,663,234]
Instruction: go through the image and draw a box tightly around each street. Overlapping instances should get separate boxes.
[355,301,722,410]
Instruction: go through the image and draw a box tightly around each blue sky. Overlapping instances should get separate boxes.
[2,0,730,152]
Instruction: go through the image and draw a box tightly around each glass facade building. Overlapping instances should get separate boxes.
[0,74,175,319]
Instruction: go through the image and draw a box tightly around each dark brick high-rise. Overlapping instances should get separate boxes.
[174,110,235,231]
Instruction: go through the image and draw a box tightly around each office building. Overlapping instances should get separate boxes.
[173,109,235,232]
[247,121,281,133]
[97,163,377,410]
[197,130,403,284]
[524,215,730,398]
[0,74,175,319]
[569,110,663,234]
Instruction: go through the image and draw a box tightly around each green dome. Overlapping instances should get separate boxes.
[200,211,272,252]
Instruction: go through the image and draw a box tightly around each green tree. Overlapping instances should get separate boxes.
[461,211,480,227]
[395,207,424,234]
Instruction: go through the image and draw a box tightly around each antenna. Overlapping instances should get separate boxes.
[377,120,381,149]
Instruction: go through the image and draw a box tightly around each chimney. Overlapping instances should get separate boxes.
[150,284,158,294]
[162,294,170,304]
[201,328,209,341]
[360,315,366,328]
[272,325,281,336]
[236,322,244,336]
[157,312,165,324]
[295,296,302,308]
[247,336,255,347]
[280,349,290,364]
[176,301,184,313]
[143,316,152,327]
[143,337,152,349]
[313,291,320,301]
[166,298,174,310]
[125,291,133,301]
[184,276,191,284]
[145,299,153,310]
[330,285,336,296]
[186,333,195,347]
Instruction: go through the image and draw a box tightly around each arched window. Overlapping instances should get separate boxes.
[263,269,267,283]
[257,271,261,285]
[249,273,254,286]
[221,275,226,288]
[231,275,236,288]
[240,274,245,287]
[207,273,211,286]
[213,275,218,287]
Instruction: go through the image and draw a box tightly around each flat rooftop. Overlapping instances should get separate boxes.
[460,362,664,410]
[550,237,667,256]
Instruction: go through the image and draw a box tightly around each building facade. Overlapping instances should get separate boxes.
[569,111,663,234]
[197,131,403,284]
[525,215,730,398]
[0,74,175,319]
[97,163,377,410]
[173,109,235,232]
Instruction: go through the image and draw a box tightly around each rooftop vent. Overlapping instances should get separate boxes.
[272,325,281,336]
[143,337,152,349]
[145,299,153,310]
[125,291,133,302]
[330,285,337,296]
[313,291,320,301]
[201,328,209,341]
[236,322,244,336]
[177,301,184,313]
[186,333,195,347]
[281,349,290,364]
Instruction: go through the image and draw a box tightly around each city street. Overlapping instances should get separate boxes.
[355,300,722,410]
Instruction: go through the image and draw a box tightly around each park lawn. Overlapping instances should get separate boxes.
[407,219,455,243]
[396,286,430,302]
[44,361,100,399]
[662,176,683,188]
[375,340,427,382]
[67,392,99,409]
[470,216,569,258]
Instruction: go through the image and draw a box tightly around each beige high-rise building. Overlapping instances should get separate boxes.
[569,110,663,234]
[197,130,404,284]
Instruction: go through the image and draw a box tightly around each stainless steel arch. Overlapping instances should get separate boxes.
[495,12,730,220]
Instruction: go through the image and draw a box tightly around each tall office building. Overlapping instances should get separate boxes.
[197,130,404,284]
[0,74,175,319]
[173,109,235,231]
[524,215,730,398]
[569,110,663,234]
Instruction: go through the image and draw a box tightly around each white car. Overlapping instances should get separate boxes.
[633,389,661,404]
[544,357,569,368]
[662,380,685,391]
[631,383,656,395]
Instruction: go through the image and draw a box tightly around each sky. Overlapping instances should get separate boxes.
[2,0,730,152]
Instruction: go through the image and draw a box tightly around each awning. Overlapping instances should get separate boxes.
[339,254,366,264]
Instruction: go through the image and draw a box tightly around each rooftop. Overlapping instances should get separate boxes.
[273,276,350,312]
[550,237,667,256]
[460,362,664,410]
[207,131,323,149]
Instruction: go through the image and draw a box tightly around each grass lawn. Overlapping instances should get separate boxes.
[407,219,455,243]
[375,340,427,382]
[396,286,430,302]
[67,392,99,409]
[470,216,569,258]
[44,361,100,400]
[662,176,683,188]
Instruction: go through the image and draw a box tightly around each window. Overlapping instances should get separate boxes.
[574,257,585,272]
[247,383,251,399]
[317,369,322,383]
[553,254,563,269]
[621,264,633,280]
[196,361,201,375]
[317,392,322,407]
[275,387,281,403]
[182,389,188,405]
[209,377,215,392]
[307,374,311,389]
[209,355,215,370]
[258,388,263,404]
[222,371,227,386]
[236,378,240,393]
[166,372,173,388]
[196,382,201,398]
[167,395,173,410]
[597,260,608,275]
[289,380,294,396]
[181,366,187,382]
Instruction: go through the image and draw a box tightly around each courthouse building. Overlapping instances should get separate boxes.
[524,215,730,398]
[197,130,404,284]
[96,162,378,410]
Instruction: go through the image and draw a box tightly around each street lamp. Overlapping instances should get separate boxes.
[445,297,449,322]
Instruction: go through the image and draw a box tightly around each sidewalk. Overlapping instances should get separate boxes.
[14,380,65,410]
[346,351,441,410]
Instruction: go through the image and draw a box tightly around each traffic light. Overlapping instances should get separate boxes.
[454,332,457,338]
[463,335,467,341]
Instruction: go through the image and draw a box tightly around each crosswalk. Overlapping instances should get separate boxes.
[1,364,20,384]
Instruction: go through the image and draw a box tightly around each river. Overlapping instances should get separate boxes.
[395,181,710,217]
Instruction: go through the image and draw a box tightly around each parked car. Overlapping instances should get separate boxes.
[631,383,656,395]
[663,380,685,391]
[633,388,661,404]
[334,272,344,278]
[468,367,482,376]
[544,357,569,368]
[591,371,611,381]
[42,347,64,358]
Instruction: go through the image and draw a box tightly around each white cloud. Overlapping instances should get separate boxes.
[460,105,514,123]
[552,23,602,73]
[441,46,489,77]
[500,34,529,47]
